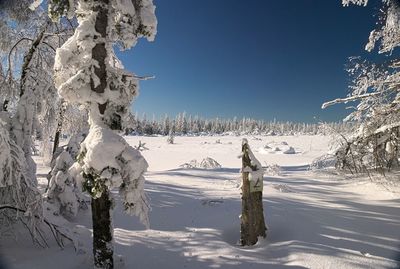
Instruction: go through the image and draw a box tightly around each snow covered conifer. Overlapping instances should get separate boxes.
[167,129,174,144]
[50,0,157,267]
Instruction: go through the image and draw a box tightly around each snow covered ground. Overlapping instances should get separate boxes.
[1,135,400,269]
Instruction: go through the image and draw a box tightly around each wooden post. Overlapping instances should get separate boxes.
[240,139,267,246]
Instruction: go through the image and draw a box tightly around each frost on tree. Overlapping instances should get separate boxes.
[50,0,157,267]
[322,0,400,173]
[0,113,42,244]
[0,0,76,246]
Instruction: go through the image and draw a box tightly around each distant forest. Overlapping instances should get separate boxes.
[127,112,353,136]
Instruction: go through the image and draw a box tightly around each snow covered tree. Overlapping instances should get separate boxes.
[0,1,76,245]
[49,0,157,267]
[167,129,174,144]
[323,0,400,173]
[0,111,43,245]
[161,114,170,135]
[240,139,267,246]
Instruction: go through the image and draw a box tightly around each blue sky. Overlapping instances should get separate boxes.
[118,0,380,123]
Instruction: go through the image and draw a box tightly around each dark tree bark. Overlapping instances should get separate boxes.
[240,141,267,246]
[2,100,9,111]
[52,100,66,156]
[20,27,47,96]
[91,189,113,269]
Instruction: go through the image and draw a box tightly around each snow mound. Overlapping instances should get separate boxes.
[258,141,297,154]
[200,157,222,169]
[310,154,337,170]
[272,184,293,193]
[283,146,296,154]
[180,157,221,169]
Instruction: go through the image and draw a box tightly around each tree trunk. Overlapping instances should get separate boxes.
[92,190,113,269]
[52,100,66,156]
[20,27,47,97]
[240,142,266,246]
[90,1,113,268]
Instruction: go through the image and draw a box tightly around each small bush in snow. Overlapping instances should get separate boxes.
[180,159,198,169]
[167,131,174,144]
[200,157,222,169]
[265,163,282,176]
[180,157,221,169]
[310,154,337,171]
[134,141,149,151]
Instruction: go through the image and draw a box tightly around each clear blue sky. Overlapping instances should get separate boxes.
[118,0,380,123]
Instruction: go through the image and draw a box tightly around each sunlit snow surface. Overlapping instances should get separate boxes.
[1,135,399,269]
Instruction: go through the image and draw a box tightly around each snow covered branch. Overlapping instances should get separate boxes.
[321,91,382,109]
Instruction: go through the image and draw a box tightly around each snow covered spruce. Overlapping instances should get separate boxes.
[49,0,157,268]
[46,132,88,219]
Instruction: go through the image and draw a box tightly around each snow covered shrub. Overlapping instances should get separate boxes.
[264,163,282,176]
[200,157,222,169]
[134,140,149,151]
[310,154,337,170]
[167,130,174,144]
[180,157,221,169]
[46,151,80,218]
[180,159,198,169]
[46,132,88,218]
[333,124,399,173]
[259,142,296,155]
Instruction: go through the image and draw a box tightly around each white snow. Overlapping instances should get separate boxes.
[259,141,298,155]
[1,134,399,269]
[180,157,222,169]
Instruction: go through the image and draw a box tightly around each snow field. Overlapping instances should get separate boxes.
[1,135,399,269]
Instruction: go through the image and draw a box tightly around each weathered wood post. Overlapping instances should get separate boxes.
[240,138,267,246]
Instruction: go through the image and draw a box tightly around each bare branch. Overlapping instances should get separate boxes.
[130,74,155,80]
[0,204,75,250]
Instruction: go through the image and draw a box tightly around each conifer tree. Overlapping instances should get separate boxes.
[49,0,157,267]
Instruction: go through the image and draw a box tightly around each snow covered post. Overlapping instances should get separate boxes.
[240,139,267,246]
[50,0,157,268]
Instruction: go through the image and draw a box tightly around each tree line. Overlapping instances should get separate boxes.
[127,112,353,136]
